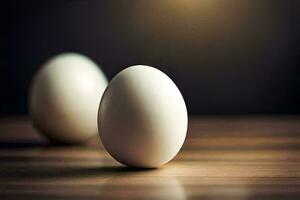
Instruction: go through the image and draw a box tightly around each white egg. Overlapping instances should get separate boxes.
[98,65,188,168]
[29,53,108,144]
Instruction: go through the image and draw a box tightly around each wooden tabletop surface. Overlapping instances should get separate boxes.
[0,116,300,200]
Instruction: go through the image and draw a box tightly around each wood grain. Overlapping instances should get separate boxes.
[0,116,300,199]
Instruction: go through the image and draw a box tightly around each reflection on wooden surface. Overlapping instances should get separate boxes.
[0,116,300,199]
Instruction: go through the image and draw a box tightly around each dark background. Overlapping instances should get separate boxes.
[0,0,299,115]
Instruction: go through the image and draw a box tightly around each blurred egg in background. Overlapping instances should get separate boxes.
[28,53,108,144]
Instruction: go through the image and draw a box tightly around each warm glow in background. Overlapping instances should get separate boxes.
[1,0,299,115]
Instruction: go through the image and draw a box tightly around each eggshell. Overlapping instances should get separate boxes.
[98,65,188,168]
[29,53,108,144]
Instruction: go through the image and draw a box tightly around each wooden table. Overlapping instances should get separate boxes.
[0,116,300,199]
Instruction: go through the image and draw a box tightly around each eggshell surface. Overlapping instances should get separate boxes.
[98,65,188,168]
[29,53,108,144]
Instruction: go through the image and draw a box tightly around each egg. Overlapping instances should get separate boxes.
[98,65,188,168]
[29,53,108,144]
